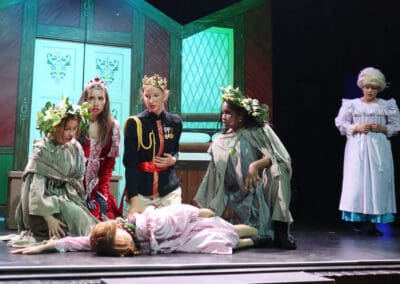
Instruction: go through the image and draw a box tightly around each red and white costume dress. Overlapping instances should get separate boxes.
[83,120,121,220]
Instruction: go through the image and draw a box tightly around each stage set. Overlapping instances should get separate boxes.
[1,221,400,283]
[2,0,400,283]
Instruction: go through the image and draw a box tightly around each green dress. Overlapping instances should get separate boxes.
[194,124,293,238]
[15,137,99,241]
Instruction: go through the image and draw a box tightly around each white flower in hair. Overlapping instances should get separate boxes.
[220,85,268,123]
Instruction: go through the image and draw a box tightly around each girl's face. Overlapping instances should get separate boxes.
[52,117,79,144]
[143,86,167,115]
[87,88,106,121]
[362,84,379,102]
[221,101,241,131]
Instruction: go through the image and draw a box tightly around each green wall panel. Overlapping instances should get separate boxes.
[0,154,13,205]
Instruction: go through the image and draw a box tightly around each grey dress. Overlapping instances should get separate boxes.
[15,137,98,241]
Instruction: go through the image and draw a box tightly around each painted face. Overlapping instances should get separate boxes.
[52,117,79,144]
[221,101,241,131]
[143,86,166,115]
[362,84,379,102]
[87,88,106,121]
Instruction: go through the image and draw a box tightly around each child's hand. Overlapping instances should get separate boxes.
[44,216,66,239]
[354,124,371,134]
[369,123,387,133]
[155,153,176,168]
[244,163,261,191]
[11,241,57,254]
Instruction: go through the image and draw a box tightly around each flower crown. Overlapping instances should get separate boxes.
[86,77,107,89]
[221,85,268,123]
[36,96,91,135]
[142,74,168,90]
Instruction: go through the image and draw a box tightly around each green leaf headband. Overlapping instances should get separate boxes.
[36,96,91,135]
[221,85,268,123]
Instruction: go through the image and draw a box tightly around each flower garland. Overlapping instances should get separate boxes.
[142,74,168,90]
[36,96,91,135]
[221,85,268,123]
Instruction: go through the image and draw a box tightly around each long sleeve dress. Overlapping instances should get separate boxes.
[194,124,293,239]
[83,120,121,220]
[335,98,400,223]
[15,138,99,241]
[53,204,239,255]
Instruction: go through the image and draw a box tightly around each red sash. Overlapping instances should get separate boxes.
[138,162,168,172]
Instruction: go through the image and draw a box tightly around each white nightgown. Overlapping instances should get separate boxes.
[335,98,400,218]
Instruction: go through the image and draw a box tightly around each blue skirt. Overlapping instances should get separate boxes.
[342,211,395,223]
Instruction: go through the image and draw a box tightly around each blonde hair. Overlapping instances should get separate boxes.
[357,67,386,91]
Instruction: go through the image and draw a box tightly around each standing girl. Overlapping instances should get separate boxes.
[123,74,182,219]
[78,77,121,220]
[335,67,400,235]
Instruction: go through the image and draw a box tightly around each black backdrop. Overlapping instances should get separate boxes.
[271,0,400,225]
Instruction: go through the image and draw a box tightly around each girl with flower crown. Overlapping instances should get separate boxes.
[78,78,121,221]
[123,74,182,219]
[11,204,261,256]
[194,86,296,250]
[12,97,99,246]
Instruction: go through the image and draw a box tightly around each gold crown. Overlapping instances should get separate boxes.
[142,74,168,90]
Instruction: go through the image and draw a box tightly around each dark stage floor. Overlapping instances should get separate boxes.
[1,218,400,283]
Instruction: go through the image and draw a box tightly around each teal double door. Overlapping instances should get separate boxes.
[30,39,131,201]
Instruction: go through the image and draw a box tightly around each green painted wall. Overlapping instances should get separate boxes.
[0,154,13,205]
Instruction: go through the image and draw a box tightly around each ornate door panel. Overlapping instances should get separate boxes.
[30,40,131,201]
[30,39,85,153]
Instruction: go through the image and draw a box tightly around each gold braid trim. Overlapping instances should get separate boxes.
[124,116,156,161]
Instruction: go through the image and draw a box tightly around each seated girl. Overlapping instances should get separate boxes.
[12,97,99,245]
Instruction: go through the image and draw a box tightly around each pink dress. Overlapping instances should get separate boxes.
[54,204,239,255]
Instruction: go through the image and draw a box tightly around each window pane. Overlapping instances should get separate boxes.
[181,27,234,129]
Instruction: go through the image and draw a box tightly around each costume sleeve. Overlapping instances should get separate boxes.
[95,156,115,198]
[108,120,121,158]
[89,123,120,199]
[335,99,355,137]
[28,174,60,217]
[72,140,86,181]
[193,144,228,216]
[54,236,91,252]
[123,117,140,198]
[385,98,400,137]
[260,125,291,177]
[171,118,182,160]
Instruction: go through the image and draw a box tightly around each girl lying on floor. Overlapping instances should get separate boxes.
[11,204,266,256]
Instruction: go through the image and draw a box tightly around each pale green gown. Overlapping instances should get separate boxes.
[15,137,99,241]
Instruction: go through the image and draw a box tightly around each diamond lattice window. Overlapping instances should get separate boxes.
[181,27,234,129]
